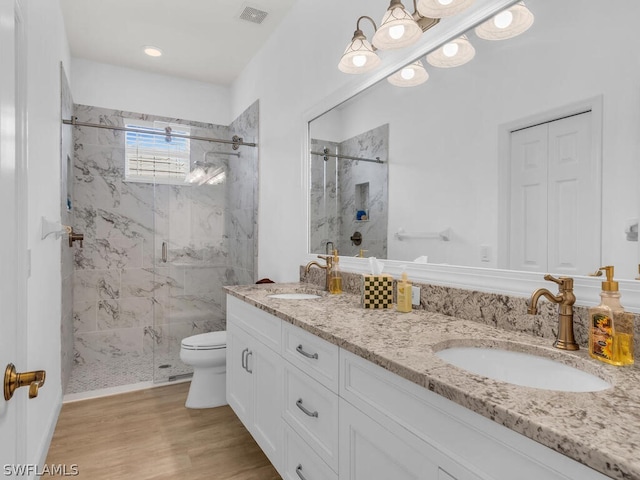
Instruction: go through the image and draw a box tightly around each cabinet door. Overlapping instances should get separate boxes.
[339,400,437,480]
[251,340,283,471]
[226,321,254,427]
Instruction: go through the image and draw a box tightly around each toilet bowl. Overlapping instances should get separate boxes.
[179,331,227,409]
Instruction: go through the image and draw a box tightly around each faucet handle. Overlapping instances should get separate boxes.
[316,254,333,266]
[543,274,573,291]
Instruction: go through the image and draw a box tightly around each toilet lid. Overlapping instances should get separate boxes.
[181,331,227,350]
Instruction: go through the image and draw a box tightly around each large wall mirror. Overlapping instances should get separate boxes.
[308,0,640,283]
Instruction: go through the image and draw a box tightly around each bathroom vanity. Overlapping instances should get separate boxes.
[225,284,640,480]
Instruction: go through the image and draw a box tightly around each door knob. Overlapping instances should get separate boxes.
[4,364,46,401]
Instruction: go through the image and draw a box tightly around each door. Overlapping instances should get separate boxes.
[509,111,598,274]
[0,0,27,471]
[251,342,282,470]
[339,400,436,480]
[226,321,253,426]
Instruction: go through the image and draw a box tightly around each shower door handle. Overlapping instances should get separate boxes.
[161,241,168,263]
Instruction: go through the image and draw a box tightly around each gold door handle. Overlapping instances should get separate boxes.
[4,364,46,401]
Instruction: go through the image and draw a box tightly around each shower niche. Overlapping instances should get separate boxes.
[309,123,389,258]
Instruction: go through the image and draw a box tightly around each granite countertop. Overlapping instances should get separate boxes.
[225,283,640,480]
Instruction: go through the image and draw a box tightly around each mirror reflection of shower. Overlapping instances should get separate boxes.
[185,150,239,185]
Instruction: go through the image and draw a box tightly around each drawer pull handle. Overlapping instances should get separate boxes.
[296,344,319,360]
[246,351,253,374]
[296,398,318,418]
[296,464,309,480]
[241,348,248,370]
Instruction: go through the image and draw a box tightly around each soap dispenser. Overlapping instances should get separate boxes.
[396,271,412,313]
[329,250,342,294]
[588,266,634,366]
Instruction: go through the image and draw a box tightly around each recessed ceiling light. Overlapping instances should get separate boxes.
[143,46,163,57]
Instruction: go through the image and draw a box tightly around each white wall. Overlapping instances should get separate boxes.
[71,58,231,125]
[25,0,71,467]
[231,0,395,281]
[232,0,640,281]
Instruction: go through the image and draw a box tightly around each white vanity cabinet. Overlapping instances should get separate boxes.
[226,295,611,480]
[226,296,283,471]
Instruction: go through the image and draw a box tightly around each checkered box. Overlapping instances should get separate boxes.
[361,274,394,309]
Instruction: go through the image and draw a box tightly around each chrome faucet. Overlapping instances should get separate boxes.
[528,274,579,351]
[304,255,334,291]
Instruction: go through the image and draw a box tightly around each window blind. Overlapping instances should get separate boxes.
[124,120,191,183]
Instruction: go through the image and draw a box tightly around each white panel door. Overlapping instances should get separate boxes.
[0,0,25,471]
[251,341,282,471]
[509,112,597,273]
[226,322,253,427]
[509,123,549,272]
[547,112,596,275]
[339,400,437,480]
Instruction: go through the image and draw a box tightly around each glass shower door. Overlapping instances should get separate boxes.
[151,138,231,383]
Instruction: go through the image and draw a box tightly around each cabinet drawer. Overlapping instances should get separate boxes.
[282,321,339,393]
[282,424,338,480]
[227,295,281,353]
[283,363,339,471]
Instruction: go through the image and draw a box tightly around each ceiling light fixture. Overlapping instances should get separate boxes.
[143,46,163,57]
[372,0,423,50]
[426,34,475,68]
[416,0,474,18]
[387,60,429,87]
[338,16,381,74]
[475,2,534,40]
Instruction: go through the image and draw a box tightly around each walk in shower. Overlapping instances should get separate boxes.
[65,101,258,394]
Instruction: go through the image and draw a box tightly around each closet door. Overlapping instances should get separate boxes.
[546,112,596,275]
[509,112,597,274]
[509,123,549,272]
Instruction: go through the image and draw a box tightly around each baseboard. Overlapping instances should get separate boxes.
[33,391,63,480]
[63,378,191,403]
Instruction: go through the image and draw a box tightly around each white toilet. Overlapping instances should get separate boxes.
[179,331,227,409]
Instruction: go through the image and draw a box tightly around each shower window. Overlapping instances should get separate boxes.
[124,119,190,184]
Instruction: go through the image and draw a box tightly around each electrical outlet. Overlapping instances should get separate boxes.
[411,286,420,306]
[480,244,491,263]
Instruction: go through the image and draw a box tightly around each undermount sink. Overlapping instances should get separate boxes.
[267,293,322,300]
[436,346,612,392]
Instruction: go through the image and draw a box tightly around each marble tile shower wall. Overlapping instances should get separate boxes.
[309,139,339,254]
[71,103,258,380]
[60,66,74,392]
[337,124,388,258]
[228,100,259,283]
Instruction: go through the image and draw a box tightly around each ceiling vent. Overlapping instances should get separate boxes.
[239,6,268,25]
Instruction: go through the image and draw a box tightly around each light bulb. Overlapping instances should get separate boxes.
[143,46,163,57]
[494,10,514,29]
[389,24,405,40]
[438,0,453,5]
[352,55,367,67]
[443,42,459,57]
[401,68,416,80]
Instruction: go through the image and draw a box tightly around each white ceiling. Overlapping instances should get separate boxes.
[60,0,298,86]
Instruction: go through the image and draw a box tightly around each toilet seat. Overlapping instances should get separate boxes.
[181,331,226,351]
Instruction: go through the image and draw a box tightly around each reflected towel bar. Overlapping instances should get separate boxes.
[395,227,451,242]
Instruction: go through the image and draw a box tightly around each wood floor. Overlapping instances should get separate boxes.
[46,382,282,479]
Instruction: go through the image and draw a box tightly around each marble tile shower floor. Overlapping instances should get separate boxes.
[66,353,192,395]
